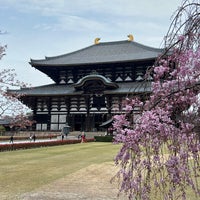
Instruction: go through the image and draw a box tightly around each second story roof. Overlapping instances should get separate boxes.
[30,40,164,67]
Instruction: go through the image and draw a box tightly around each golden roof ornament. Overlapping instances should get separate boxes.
[127,34,134,41]
[94,38,101,44]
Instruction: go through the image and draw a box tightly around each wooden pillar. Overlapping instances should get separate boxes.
[65,97,71,126]
[84,95,91,132]
[46,97,51,131]
[106,95,112,119]
[31,97,37,131]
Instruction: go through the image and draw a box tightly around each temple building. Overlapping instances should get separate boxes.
[11,36,163,132]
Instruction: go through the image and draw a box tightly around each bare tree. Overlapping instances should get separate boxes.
[0,34,33,129]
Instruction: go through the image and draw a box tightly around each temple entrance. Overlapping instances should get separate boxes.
[73,114,86,131]
[69,114,107,132]
[91,114,107,131]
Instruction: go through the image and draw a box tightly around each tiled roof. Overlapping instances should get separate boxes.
[8,84,80,96]
[8,82,151,96]
[30,40,163,66]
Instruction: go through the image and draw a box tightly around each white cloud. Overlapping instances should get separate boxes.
[57,15,110,32]
[1,0,182,27]
[19,0,181,19]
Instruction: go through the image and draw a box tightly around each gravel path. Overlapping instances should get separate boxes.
[18,162,127,200]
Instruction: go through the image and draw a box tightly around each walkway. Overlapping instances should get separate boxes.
[0,136,78,145]
[0,131,103,145]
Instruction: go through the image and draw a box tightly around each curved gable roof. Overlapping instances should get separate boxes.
[74,74,119,90]
[30,40,163,67]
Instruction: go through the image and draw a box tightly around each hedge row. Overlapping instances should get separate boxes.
[0,138,94,152]
[94,135,114,142]
[0,135,59,141]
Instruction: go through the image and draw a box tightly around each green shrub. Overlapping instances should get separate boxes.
[94,135,113,142]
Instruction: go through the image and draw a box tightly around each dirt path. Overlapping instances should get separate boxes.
[18,162,127,200]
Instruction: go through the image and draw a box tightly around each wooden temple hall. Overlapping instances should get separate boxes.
[12,35,163,132]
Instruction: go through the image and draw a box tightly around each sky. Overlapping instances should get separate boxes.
[0,0,183,87]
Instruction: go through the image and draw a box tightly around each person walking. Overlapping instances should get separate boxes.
[29,134,32,142]
[32,134,36,142]
[10,135,14,143]
[81,131,86,143]
[61,134,64,141]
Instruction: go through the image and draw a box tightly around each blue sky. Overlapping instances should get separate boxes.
[0,0,182,86]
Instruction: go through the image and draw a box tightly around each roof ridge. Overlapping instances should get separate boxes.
[31,40,129,61]
[30,40,164,66]
[30,40,162,62]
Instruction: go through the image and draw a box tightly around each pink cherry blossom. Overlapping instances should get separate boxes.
[113,1,200,199]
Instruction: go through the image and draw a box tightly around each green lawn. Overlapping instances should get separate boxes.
[0,142,120,199]
[0,142,199,200]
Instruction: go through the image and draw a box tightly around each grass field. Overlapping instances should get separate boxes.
[0,142,199,200]
[0,142,121,200]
